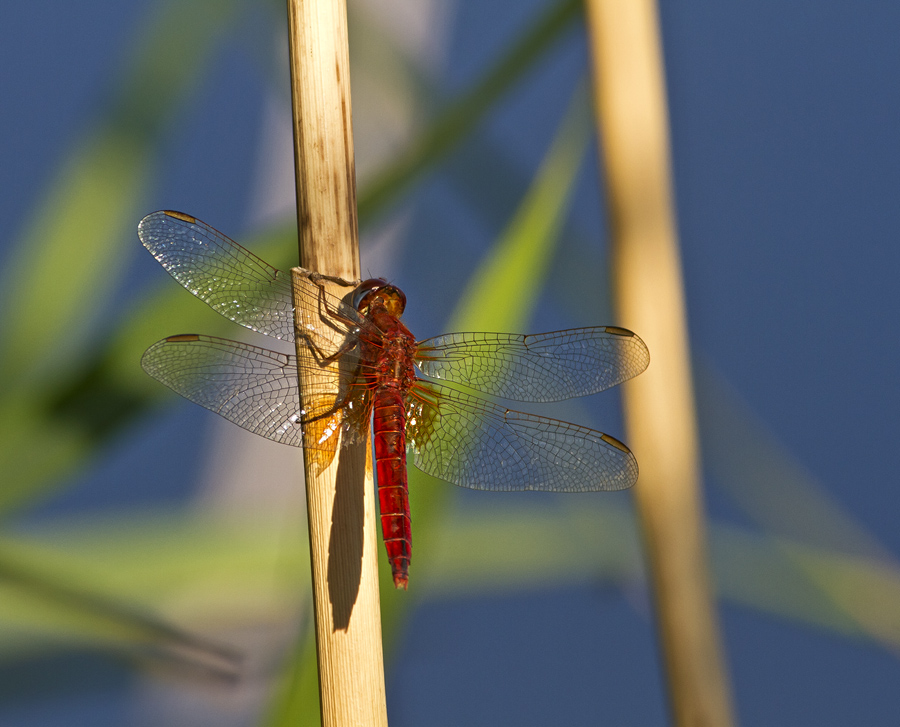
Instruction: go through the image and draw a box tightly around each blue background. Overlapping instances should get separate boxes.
[1,0,899,724]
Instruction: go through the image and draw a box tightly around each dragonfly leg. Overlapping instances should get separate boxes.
[314,280,363,330]
[301,384,361,425]
[296,279,374,435]
[296,330,359,368]
[295,281,366,367]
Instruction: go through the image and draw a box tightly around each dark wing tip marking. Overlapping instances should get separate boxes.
[600,432,631,454]
[165,333,201,343]
[603,326,634,337]
[162,210,196,223]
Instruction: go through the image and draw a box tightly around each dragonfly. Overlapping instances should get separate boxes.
[140,210,650,589]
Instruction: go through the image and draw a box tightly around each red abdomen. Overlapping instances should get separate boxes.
[372,387,411,589]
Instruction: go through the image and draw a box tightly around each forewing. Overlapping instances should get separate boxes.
[139,211,368,351]
[141,335,370,462]
[415,327,649,402]
[406,382,637,492]
[139,211,296,340]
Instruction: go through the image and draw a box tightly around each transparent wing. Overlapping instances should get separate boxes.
[141,335,371,455]
[406,382,637,492]
[415,327,649,402]
[139,210,367,350]
[142,337,637,491]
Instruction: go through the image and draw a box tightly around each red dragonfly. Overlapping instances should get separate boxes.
[140,211,649,588]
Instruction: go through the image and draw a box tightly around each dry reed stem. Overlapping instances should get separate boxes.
[285,0,388,724]
[584,1,736,725]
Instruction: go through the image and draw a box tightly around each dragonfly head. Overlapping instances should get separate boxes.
[354,278,407,317]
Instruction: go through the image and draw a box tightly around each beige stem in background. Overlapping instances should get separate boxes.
[585,1,737,725]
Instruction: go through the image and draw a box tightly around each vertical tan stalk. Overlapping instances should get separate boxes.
[285,1,388,725]
[584,2,736,725]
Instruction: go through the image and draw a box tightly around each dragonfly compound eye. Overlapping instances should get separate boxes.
[354,278,406,316]
[353,278,387,311]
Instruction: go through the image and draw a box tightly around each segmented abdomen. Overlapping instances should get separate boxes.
[372,387,411,590]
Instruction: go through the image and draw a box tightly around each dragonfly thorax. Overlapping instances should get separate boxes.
[368,324,417,390]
